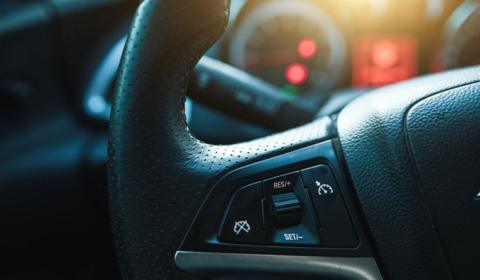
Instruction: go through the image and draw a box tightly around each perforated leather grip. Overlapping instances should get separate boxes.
[108,1,332,278]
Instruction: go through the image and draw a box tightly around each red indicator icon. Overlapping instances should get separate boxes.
[285,63,309,85]
[298,38,317,59]
[353,35,418,87]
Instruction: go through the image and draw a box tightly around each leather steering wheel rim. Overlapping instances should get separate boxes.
[109,0,480,279]
[109,1,332,278]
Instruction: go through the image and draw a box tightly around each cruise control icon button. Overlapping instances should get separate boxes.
[233,220,251,235]
[219,182,266,244]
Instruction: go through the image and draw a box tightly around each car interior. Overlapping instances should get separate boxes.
[1,0,480,279]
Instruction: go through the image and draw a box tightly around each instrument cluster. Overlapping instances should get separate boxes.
[222,0,473,101]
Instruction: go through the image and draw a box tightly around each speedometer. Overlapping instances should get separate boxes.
[228,0,345,99]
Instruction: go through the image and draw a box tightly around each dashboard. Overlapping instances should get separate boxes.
[80,0,480,135]
[79,0,480,141]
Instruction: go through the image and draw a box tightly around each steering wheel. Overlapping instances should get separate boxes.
[109,1,480,279]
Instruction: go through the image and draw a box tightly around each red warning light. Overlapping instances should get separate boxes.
[298,38,317,59]
[353,35,418,88]
[285,63,309,85]
[371,40,400,69]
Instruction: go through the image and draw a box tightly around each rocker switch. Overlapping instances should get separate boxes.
[271,192,303,227]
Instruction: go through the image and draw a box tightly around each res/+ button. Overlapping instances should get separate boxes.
[264,172,301,195]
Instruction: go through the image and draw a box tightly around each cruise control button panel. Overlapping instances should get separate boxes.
[179,141,377,278]
[218,164,357,248]
[180,141,375,265]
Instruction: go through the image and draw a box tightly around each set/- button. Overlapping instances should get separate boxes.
[272,225,320,245]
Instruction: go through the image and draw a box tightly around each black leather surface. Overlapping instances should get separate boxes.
[108,0,333,279]
[406,83,480,279]
[338,66,480,280]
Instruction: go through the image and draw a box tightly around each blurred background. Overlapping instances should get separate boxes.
[0,0,479,279]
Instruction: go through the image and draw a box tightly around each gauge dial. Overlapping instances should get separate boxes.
[228,1,345,99]
[443,1,480,69]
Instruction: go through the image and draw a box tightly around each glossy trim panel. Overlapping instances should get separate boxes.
[175,250,383,279]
